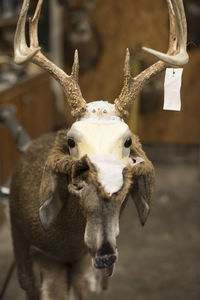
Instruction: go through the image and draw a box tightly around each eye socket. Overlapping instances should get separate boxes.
[67,138,76,148]
[124,137,132,148]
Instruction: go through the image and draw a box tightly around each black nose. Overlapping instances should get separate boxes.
[94,242,117,269]
[94,254,117,269]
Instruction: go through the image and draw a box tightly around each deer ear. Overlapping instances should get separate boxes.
[132,176,151,226]
[131,159,155,226]
[39,166,63,231]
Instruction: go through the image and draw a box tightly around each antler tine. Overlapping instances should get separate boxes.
[14,0,40,64]
[71,50,79,81]
[114,0,189,117]
[29,0,43,48]
[28,0,68,83]
[14,0,87,118]
[142,0,189,65]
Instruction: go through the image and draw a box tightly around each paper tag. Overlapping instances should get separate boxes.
[163,68,183,111]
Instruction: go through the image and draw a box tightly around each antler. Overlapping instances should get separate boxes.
[14,0,87,118]
[114,0,189,117]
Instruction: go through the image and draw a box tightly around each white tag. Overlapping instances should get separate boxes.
[163,68,183,111]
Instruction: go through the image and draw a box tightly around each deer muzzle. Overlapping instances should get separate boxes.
[94,241,117,277]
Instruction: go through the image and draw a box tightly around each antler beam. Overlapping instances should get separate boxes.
[114,0,189,117]
[143,0,188,65]
[14,0,87,118]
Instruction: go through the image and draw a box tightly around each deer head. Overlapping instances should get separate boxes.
[14,0,188,277]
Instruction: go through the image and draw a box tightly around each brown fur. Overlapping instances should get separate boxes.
[9,129,154,300]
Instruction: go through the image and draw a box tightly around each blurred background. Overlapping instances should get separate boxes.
[0,0,199,299]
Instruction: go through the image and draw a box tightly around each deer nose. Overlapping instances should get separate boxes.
[94,253,117,269]
[94,242,117,269]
